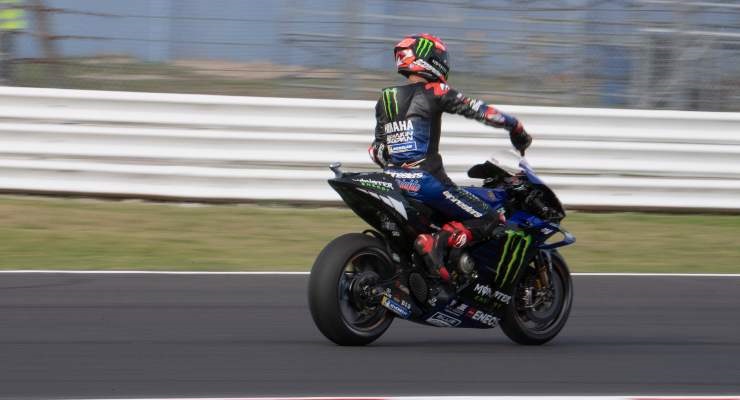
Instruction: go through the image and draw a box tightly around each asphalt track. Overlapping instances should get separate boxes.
[0,273,739,399]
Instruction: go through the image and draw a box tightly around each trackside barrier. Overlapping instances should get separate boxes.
[0,86,739,210]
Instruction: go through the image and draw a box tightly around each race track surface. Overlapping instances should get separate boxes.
[0,273,739,399]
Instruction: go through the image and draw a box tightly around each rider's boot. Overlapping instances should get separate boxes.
[413,221,474,282]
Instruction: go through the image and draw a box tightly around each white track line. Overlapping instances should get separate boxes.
[0,270,310,275]
[573,272,740,277]
[0,270,739,277]
[55,395,740,400]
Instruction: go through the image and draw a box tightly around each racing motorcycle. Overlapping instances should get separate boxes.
[308,153,575,346]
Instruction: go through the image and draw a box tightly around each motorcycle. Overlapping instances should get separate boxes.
[308,153,575,345]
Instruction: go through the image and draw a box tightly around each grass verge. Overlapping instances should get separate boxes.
[0,196,738,272]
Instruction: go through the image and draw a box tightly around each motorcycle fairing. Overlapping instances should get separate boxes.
[463,186,507,211]
[421,299,500,329]
[328,172,430,248]
[410,231,538,328]
[508,211,576,249]
[378,280,425,319]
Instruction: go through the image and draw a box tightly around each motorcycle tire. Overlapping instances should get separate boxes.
[308,233,395,346]
[500,250,573,345]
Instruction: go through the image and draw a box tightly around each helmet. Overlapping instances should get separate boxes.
[394,34,450,83]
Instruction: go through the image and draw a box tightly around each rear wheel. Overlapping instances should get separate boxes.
[308,233,396,346]
[500,251,573,345]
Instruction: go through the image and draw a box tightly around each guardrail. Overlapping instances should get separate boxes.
[0,87,738,211]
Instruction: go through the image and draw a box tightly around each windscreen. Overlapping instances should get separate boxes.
[488,150,525,176]
[489,150,547,186]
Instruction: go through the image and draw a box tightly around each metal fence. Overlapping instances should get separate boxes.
[4,0,740,111]
[1,87,739,210]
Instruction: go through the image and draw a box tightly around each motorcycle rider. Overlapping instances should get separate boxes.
[368,33,532,282]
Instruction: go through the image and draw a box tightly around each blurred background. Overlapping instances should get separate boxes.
[3,0,740,110]
[0,0,738,272]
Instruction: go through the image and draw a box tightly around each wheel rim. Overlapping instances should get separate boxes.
[513,263,566,334]
[337,250,392,333]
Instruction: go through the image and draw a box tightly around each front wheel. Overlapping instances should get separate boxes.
[308,233,396,346]
[500,250,573,345]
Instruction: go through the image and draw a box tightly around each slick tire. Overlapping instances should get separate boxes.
[308,233,394,346]
[500,251,573,345]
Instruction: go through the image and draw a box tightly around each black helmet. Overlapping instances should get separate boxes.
[394,33,450,83]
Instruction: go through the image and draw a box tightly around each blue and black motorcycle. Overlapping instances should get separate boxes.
[308,153,575,345]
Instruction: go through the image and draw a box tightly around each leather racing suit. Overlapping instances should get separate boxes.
[368,81,531,243]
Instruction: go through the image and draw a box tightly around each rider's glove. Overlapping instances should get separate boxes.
[368,141,389,168]
[509,122,532,156]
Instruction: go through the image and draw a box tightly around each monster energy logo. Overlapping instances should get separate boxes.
[382,88,399,119]
[495,230,532,287]
[415,37,434,57]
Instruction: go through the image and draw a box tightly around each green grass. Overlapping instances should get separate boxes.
[0,195,738,272]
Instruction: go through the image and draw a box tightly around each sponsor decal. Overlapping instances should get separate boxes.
[473,283,493,305]
[493,290,512,304]
[469,99,485,112]
[412,58,444,79]
[383,119,414,134]
[470,309,499,327]
[382,88,399,119]
[381,296,411,319]
[398,180,421,193]
[445,301,470,317]
[415,37,434,57]
[452,233,467,247]
[426,311,461,327]
[353,178,394,192]
[442,191,484,218]
[430,58,448,74]
[385,171,424,179]
[389,143,418,154]
[495,230,533,287]
[402,299,412,309]
[384,119,417,155]
[400,159,425,169]
[387,131,414,145]
[474,283,493,298]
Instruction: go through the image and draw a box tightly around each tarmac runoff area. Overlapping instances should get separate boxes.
[0,272,738,399]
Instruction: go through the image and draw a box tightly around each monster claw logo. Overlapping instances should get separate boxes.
[383,87,399,119]
[415,37,434,57]
[495,230,532,287]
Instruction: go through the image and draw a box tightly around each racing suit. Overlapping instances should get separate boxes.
[368,81,531,276]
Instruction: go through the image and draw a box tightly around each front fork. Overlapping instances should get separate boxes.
[520,250,554,309]
[534,250,553,290]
